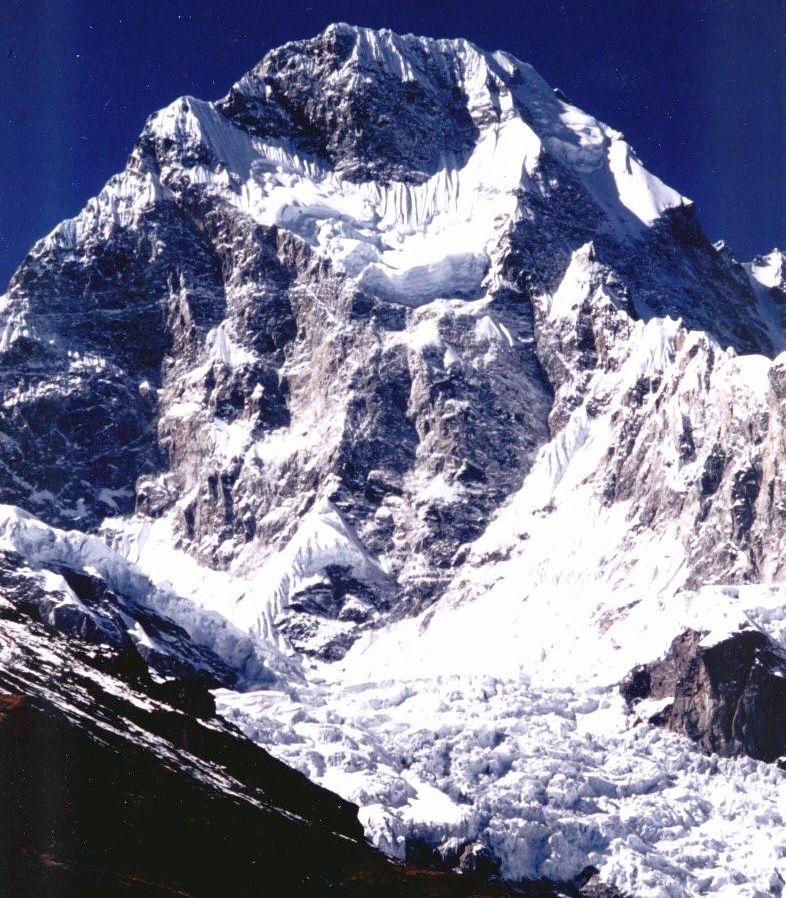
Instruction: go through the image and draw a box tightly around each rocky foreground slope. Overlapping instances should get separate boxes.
[1,22,785,898]
[0,515,619,898]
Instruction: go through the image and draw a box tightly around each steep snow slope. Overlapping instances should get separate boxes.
[333,242,786,687]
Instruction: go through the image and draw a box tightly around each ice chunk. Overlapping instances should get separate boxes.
[358,252,487,306]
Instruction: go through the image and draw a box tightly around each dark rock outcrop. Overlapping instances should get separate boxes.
[622,628,786,763]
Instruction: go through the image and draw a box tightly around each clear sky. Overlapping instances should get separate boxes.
[1,0,784,288]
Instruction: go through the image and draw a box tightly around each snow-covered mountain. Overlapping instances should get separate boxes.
[1,23,786,897]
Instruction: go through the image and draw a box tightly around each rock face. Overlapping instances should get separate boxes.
[1,24,784,659]
[622,628,786,762]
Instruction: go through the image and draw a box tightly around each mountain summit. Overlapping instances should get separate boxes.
[0,24,785,896]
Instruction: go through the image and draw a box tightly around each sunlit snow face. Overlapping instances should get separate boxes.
[124,30,684,315]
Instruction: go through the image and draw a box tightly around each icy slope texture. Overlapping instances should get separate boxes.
[0,520,619,897]
[219,672,786,898]
[0,24,781,658]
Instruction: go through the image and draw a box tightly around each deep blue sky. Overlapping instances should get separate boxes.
[1,0,784,288]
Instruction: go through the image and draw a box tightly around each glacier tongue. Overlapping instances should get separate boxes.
[218,670,786,897]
